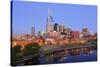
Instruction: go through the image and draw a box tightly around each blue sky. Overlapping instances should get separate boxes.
[12,1,97,35]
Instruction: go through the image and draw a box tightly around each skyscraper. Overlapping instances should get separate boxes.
[31,27,35,35]
[38,31,41,37]
[46,9,54,32]
[59,25,64,32]
[54,23,59,32]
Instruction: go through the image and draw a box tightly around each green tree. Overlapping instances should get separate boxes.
[11,45,22,62]
[23,43,40,56]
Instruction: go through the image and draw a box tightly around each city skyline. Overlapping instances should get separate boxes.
[11,1,97,66]
[12,1,97,35]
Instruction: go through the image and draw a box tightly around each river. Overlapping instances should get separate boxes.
[39,49,97,64]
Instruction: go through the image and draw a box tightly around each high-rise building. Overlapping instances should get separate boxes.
[31,27,35,35]
[59,25,64,32]
[82,28,90,37]
[46,9,54,32]
[82,28,89,33]
[54,23,59,32]
[38,31,41,37]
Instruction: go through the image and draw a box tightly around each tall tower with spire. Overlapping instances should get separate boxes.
[46,9,54,32]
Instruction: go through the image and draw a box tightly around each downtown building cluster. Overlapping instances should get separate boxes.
[12,10,97,47]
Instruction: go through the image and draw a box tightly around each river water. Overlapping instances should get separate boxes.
[39,49,97,64]
[16,49,97,66]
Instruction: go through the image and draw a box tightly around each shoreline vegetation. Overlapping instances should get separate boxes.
[11,38,97,66]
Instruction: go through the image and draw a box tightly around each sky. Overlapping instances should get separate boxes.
[12,1,97,35]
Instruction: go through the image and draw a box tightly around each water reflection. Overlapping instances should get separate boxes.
[16,47,97,65]
[39,49,97,64]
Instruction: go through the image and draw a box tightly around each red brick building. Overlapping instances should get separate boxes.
[70,31,80,39]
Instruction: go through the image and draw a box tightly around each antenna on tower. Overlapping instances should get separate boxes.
[48,8,52,17]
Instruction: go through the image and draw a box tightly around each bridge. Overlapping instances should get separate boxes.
[12,44,96,65]
[52,44,95,52]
